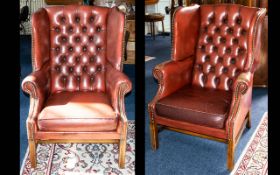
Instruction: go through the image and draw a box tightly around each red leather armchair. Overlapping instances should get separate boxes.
[22,5,132,169]
[148,4,266,170]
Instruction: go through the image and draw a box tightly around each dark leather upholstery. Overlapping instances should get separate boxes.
[38,91,118,132]
[156,86,232,129]
[149,4,266,140]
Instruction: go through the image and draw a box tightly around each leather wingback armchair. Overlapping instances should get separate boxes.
[148,4,266,170]
[22,5,132,169]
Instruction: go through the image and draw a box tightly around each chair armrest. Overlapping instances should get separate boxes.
[226,72,253,140]
[149,57,194,108]
[22,69,50,100]
[22,69,50,139]
[105,64,132,123]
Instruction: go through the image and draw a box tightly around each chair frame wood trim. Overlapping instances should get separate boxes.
[150,110,251,171]
[27,83,130,169]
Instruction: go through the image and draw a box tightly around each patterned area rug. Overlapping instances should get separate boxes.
[145,56,155,62]
[231,112,268,175]
[20,121,135,175]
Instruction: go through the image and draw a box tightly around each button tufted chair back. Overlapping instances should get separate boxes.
[190,4,264,91]
[32,5,125,94]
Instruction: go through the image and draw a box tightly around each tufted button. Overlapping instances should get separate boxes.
[201,45,206,52]
[89,16,95,23]
[90,76,95,82]
[214,77,220,85]
[213,46,218,52]
[205,55,210,62]
[230,58,236,64]
[75,16,80,23]
[236,17,242,25]
[233,38,239,45]
[75,56,80,63]
[75,36,81,43]
[83,66,87,72]
[88,36,94,42]
[55,47,60,52]
[96,65,102,72]
[68,26,74,33]
[241,29,246,35]
[210,66,215,73]
[60,55,67,63]
[60,16,66,23]
[208,16,214,23]
[227,28,233,34]
[218,57,223,63]
[207,36,213,43]
[97,26,102,32]
[55,66,61,72]
[222,16,228,24]
[55,27,60,33]
[197,64,203,71]
[238,48,245,55]
[68,67,74,73]
[202,74,207,83]
[82,46,87,52]
[68,46,74,52]
[62,76,67,82]
[220,37,226,44]
[60,36,67,43]
[214,27,220,33]
[228,78,233,87]
[97,47,101,52]
[90,56,95,62]
[226,48,231,54]
[223,67,228,73]
[76,76,81,81]
[82,26,87,32]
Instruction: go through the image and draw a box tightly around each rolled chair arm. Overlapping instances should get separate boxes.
[105,64,132,122]
[149,56,194,107]
[226,71,253,140]
[22,69,50,139]
[22,70,49,100]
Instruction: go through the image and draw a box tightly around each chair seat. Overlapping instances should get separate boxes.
[155,86,232,129]
[38,91,118,132]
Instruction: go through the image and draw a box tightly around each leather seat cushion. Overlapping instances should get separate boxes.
[38,91,118,132]
[155,86,232,129]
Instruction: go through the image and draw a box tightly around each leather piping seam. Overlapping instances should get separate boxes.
[156,102,229,116]
[38,118,117,121]
[120,10,126,71]
[118,83,129,141]
[171,7,182,60]
[227,81,248,139]
[250,8,266,70]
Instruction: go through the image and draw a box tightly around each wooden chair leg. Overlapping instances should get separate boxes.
[29,139,37,168]
[161,20,165,37]
[227,139,235,171]
[150,22,153,37]
[152,22,155,40]
[150,121,159,150]
[246,110,251,129]
[119,122,127,169]
[119,138,127,169]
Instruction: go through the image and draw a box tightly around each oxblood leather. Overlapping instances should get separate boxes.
[173,5,200,61]
[156,86,232,129]
[106,63,132,115]
[22,5,131,135]
[38,91,118,132]
[149,4,266,140]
